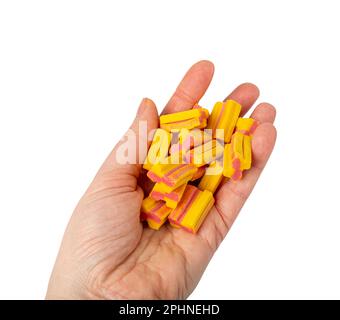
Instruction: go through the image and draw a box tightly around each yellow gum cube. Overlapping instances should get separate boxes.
[141,197,172,230]
[168,185,214,234]
[231,132,252,170]
[191,166,206,181]
[198,161,223,194]
[147,161,197,192]
[223,132,252,180]
[170,128,212,155]
[150,183,187,209]
[185,139,224,167]
[207,100,241,143]
[143,129,171,170]
[160,108,209,132]
[236,118,258,136]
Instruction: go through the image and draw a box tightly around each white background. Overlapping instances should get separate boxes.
[0,0,339,299]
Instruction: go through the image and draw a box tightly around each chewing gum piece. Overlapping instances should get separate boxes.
[198,161,223,193]
[223,132,252,180]
[170,128,212,154]
[191,166,206,181]
[168,185,215,233]
[147,162,197,191]
[143,129,171,170]
[185,139,224,167]
[236,118,258,136]
[207,100,241,143]
[150,183,187,209]
[160,108,209,132]
[141,197,172,230]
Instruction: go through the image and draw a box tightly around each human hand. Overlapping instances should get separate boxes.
[46,60,277,299]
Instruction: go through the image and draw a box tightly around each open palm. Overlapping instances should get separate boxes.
[46,61,276,299]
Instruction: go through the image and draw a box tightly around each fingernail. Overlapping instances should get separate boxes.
[137,98,151,117]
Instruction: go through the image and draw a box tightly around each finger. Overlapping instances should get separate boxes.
[98,98,159,179]
[199,123,277,250]
[223,83,260,116]
[80,99,158,230]
[250,102,276,123]
[162,60,214,114]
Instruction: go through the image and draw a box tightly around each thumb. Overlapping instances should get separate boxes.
[93,98,159,188]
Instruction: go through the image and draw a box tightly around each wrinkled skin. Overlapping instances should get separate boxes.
[46,61,277,299]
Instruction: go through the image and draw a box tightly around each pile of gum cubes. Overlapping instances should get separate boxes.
[140,100,258,234]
